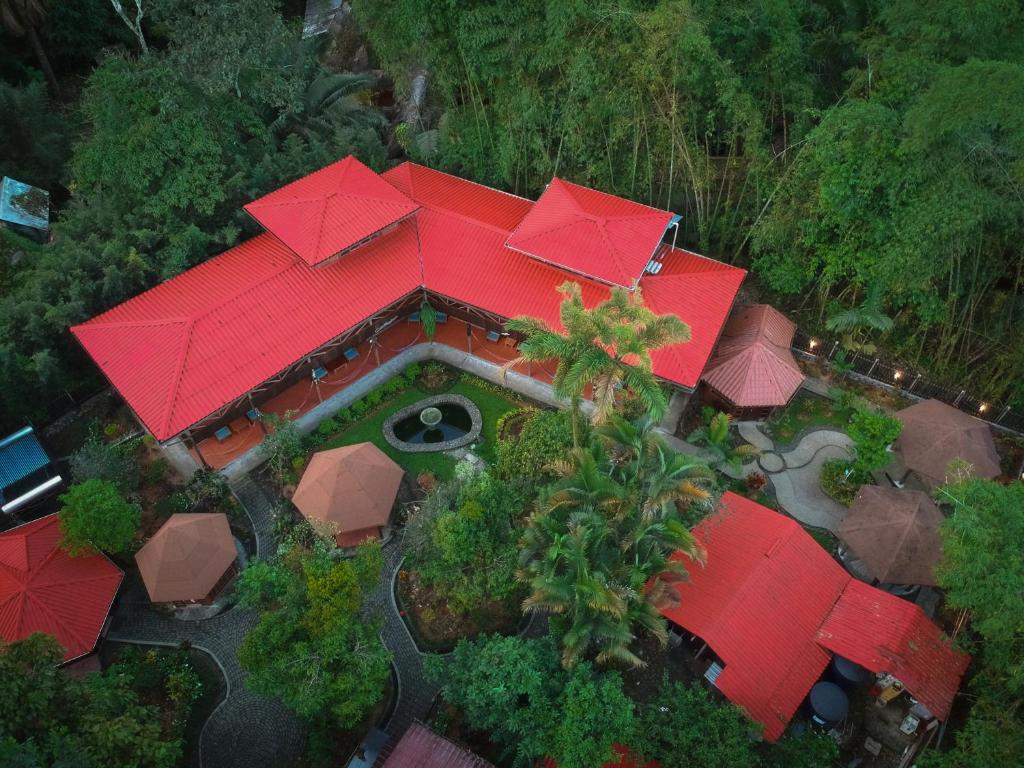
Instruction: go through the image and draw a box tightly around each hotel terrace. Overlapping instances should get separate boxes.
[72,156,746,476]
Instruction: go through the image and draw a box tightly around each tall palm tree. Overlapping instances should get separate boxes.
[505,281,690,444]
[687,411,760,472]
[1,0,60,97]
[518,416,716,668]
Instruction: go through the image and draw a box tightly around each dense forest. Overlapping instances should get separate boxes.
[1,0,1023,431]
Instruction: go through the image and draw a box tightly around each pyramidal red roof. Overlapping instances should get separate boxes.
[701,304,805,408]
[505,177,675,287]
[244,156,419,266]
[73,158,745,442]
[0,514,123,662]
[660,493,968,741]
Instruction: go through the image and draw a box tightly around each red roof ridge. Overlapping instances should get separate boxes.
[157,319,197,439]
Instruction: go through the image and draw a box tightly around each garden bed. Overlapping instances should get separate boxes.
[395,568,524,654]
[763,392,856,446]
[819,458,860,506]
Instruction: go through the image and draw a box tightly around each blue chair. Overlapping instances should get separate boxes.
[312,366,328,380]
[246,408,260,424]
[343,347,359,361]
[214,425,232,442]
[435,312,448,324]
[407,311,420,322]
[486,330,501,342]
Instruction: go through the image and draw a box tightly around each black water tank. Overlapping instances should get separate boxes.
[829,655,870,689]
[808,681,849,728]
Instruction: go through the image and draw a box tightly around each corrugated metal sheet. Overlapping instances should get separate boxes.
[661,493,968,741]
[73,223,422,440]
[244,156,419,266]
[382,723,494,768]
[505,178,674,287]
[74,158,745,441]
[701,304,804,408]
[816,580,969,719]
[0,427,50,492]
[661,492,850,742]
[0,514,123,662]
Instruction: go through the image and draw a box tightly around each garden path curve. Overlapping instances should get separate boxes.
[107,475,307,768]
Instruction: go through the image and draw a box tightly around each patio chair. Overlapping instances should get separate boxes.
[312,366,328,380]
[435,311,448,323]
[246,407,261,424]
[343,347,359,361]
[407,311,420,322]
[486,330,501,342]
[214,425,232,442]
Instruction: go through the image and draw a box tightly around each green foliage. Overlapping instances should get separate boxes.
[847,406,902,479]
[917,695,1024,768]
[0,80,74,191]
[69,433,140,493]
[419,300,437,340]
[819,458,858,506]
[494,408,574,482]
[427,634,634,768]
[687,411,761,471]
[635,676,757,768]
[935,478,1024,697]
[236,539,390,725]
[405,470,528,614]
[0,634,199,768]
[520,416,717,667]
[258,410,305,485]
[58,479,140,555]
[764,731,841,768]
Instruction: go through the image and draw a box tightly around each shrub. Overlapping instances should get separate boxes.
[103,422,121,440]
[417,472,437,492]
[820,458,859,505]
[58,479,141,555]
[258,411,305,486]
[848,405,902,479]
[365,388,382,407]
[182,469,231,513]
[351,399,368,416]
[403,362,422,383]
[156,491,190,518]
[334,407,352,425]
[494,408,573,482]
[141,457,170,487]
[317,418,338,436]
[69,434,140,493]
[746,472,767,492]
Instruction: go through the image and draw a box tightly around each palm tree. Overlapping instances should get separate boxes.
[1,0,60,97]
[518,416,716,668]
[505,281,690,444]
[687,411,760,471]
[274,72,387,141]
[826,290,893,355]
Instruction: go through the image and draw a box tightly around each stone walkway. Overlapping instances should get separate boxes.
[107,475,307,768]
[738,424,854,531]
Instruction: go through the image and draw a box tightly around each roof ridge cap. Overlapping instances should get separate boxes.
[159,319,198,439]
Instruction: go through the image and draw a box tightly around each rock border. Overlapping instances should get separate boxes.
[382,394,482,453]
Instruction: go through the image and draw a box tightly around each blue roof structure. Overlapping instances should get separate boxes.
[0,177,49,232]
[0,427,52,497]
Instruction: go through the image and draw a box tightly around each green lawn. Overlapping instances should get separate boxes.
[323,375,523,480]
[763,393,855,446]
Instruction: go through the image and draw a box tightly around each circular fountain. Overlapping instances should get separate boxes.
[383,395,482,453]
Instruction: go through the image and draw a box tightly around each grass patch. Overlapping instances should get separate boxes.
[323,374,523,480]
[763,393,855,446]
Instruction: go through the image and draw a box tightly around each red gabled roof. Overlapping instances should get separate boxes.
[816,580,969,719]
[0,514,123,662]
[244,156,419,266]
[660,493,849,742]
[701,304,805,408]
[505,177,674,287]
[382,723,493,768]
[73,158,745,441]
[660,493,968,741]
[72,224,422,440]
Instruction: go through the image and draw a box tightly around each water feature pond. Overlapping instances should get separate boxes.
[383,394,482,453]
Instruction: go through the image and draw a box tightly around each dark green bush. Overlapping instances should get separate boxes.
[820,458,859,505]
[494,408,574,482]
[317,417,338,436]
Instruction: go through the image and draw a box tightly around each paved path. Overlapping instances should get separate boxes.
[108,475,307,768]
[739,423,854,531]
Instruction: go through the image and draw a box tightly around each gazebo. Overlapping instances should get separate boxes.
[292,442,403,547]
[135,513,238,604]
[700,304,805,420]
[838,486,944,586]
[0,514,123,662]
[895,399,1001,488]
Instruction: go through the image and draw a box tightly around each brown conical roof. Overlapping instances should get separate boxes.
[135,513,236,603]
[838,486,944,586]
[292,443,403,539]
[895,399,1000,487]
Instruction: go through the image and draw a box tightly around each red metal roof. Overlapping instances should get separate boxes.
[73,158,745,441]
[243,156,419,266]
[816,580,969,720]
[701,304,805,408]
[382,723,494,768]
[505,177,674,287]
[660,493,968,741]
[0,514,122,662]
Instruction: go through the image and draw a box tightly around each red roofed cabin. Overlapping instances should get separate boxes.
[660,493,969,742]
[72,156,745,476]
